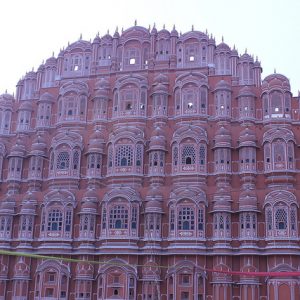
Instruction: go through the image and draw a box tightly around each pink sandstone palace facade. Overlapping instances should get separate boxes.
[0,24,299,300]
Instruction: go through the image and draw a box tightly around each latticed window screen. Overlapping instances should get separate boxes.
[109,205,128,229]
[199,145,206,165]
[291,207,297,231]
[136,144,143,166]
[267,209,272,230]
[116,145,133,167]
[173,146,178,166]
[198,209,204,230]
[178,207,195,230]
[47,209,63,231]
[170,209,175,230]
[181,145,196,165]
[102,208,106,229]
[131,206,137,229]
[56,151,70,170]
[65,210,72,232]
[73,150,80,170]
[275,208,287,230]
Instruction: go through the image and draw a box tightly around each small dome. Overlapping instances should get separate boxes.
[24,71,37,80]
[87,130,105,153]
[216,42,231,52]
[39,92,55,102]
[152,83,168,94]
[153,73,168,85]
[80,200,97,212]
[212,188,232,212]
[0,93,14,102]
[20,193,37,214]
[239,188,258,211]
[237,86,255,98]
[95,78,110,90]
[83,188,98,200]
[146,186,163,200]
[262,73,290,92]
[214,127,232,148]
[9,139,26,157]
[231,47,238,56]
[0,197,15,214]
[93,34,101,43]
[101,33,112,43]
[239,52,253,62]
[113,29,120,39]
[18,101,33,111]
[170,25,178,37]
[151,26,158,35]
[30,135,47,155]
[214,80,231,92]
[157,28,170,39]
[45,56,57,66]
[145,199,163,213]
[238,127,257,147]
[149,127,167,151]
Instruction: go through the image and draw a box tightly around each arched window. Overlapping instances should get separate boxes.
[40,205,73,239]
[264,137,295,172]
[265,192,298,239]
[19,215,34,240]
[34,260,70,299]
[169,200,205,240]
[101,196,139,239]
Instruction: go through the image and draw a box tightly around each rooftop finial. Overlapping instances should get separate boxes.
[153,22,156,29]
[115,26,118,33]
[134,19,137,26]
[163,24,165,29]
[121,27,124,33]
[245,48,247,54]
[107,29,109,35]
[205,29,208,35]
[5,89,7,94]
[222,36,224,42]
[32,67,34,71]
[97,31,99,37]
[79,33,82,40]
[274,68,277,73]
[256,56,258,61]
[192,24,194,31]
[173,24,176,30]
[52,51,54,57]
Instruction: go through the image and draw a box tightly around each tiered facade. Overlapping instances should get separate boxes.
[0,24,299,300]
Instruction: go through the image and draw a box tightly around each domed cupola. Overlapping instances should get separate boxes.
[214,126,232,148]
[238,188,258,211]
[238,127,257,148]
[148,126,167,152]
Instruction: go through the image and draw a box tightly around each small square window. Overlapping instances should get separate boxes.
[74,65,79,71]
[129,58,136,65]
[187,103,193,109]
[189,55,195,62]
[275,107,279,112]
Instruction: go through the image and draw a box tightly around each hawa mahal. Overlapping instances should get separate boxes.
[0,24,299,299]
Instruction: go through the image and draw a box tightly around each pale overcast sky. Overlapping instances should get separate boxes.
[0,0,299,95]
